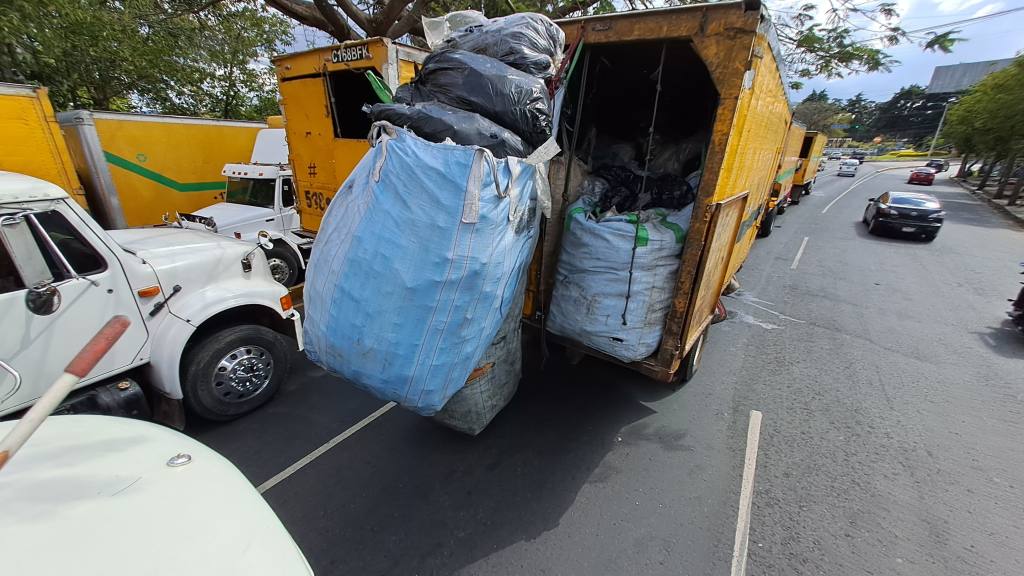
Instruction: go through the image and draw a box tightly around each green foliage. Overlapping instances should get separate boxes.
[793,99,841,133]
[0,0,292,120]
[869,84,948,141]
[943,56,1024,160]
[773,0,962,89]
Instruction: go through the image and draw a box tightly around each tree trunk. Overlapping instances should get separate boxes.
[956,150,970,178]
[1008,171,1024,206]
[977,158,996,191]
[994,152,1016,199]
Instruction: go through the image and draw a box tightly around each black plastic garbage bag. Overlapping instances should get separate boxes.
[394,50,552,148]
[594,166,696,213]
[368,102,531,158]
[439,13,565,79]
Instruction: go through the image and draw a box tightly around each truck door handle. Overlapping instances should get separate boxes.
[0,360,21,404]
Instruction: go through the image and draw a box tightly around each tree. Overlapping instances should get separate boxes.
[265,0,962,89]
[841,93,878,141]
[942,57,1024,201]
[803,89,831,103]
[869,85,948,142]
[794,100,841,133]
[0,0,292,119]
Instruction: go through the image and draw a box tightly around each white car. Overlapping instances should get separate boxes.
[837,159,860,177]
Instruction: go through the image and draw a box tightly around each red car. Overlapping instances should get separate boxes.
[908,167,936,185]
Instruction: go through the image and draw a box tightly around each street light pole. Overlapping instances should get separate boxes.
[928,99,952,158]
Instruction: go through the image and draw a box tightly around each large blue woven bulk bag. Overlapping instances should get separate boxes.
[303,123,545,415]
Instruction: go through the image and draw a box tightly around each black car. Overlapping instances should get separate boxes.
[862,191,945,241]
[850,151,867,163]
[925,159,949,172]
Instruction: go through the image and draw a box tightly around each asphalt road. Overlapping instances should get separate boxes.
[192,161,1024,576]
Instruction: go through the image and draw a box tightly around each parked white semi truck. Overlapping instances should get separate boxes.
[0,172,302,423]
[177,128,310,286]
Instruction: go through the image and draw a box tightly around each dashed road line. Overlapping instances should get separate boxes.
[730,410,764,576]
[257,401,397,494]
[791,236,809,270]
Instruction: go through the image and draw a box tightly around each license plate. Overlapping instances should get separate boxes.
[901,226,916,232]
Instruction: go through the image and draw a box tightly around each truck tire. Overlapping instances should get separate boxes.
[757,204,777,238]
[677,328,707,385]
[263,243,300,287]
[182,325,290,421]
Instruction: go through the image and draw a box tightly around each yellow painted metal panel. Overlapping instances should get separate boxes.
[719,33,793,286]
[274,37,428,232]
[0,84,86,206]
[92,115,264,226]
[793,131,828,185]
[770,122,806,206]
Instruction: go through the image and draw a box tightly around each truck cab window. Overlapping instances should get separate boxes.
[327,69,378,139]
[226,178,276,208]
[281,178,295,208]
[0,240,26,294]
[32,211,106,278]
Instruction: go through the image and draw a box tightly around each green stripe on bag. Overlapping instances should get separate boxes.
[565,206,587,231]
[660,217,685,244]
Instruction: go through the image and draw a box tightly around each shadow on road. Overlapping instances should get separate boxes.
[267,354,666,575]
[972,319,1024,360]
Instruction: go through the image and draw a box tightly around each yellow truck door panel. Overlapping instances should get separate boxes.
[682,192,747,354]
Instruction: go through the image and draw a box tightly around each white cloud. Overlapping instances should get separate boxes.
[934,0,985,13]
[972,2,1005,17]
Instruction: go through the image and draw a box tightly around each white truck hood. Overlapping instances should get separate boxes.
[110,227,252,261]
[190,202,277,233]
[0,415,313,575]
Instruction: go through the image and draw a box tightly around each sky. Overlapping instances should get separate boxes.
[785,0,1024,103]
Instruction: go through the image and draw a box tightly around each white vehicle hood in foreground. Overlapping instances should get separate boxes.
[0,415,313,575]
[109,227,251,260]
[191,201,277,232]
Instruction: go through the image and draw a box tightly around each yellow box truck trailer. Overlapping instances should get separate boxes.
[757,120,806,235]
[57,111,267,228]
[273,37,428,234]
[0,83,87,208]
[530,0,794,382]
[791,130,828,202]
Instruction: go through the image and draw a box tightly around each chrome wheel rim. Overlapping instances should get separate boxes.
[266,257,291,284]
[214,346,273,402]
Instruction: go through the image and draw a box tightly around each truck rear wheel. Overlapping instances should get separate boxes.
[263,243,300,287]
[182,325,290,421]
[677,328,707,385]
[757,204,777,238]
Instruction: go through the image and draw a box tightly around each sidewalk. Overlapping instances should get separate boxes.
[950,175,1024,228]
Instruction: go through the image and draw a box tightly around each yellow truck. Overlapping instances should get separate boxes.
[273,37,428,234]
[790,130,828,203]
[58,110,266,228]
[530,1,794,382]
[0,83,87,208]
[757,120,805,236]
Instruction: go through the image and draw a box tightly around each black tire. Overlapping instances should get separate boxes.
[791,190,801,205]
[263,243,301,287]
[803,181,813,195]
[182,325,290,421]
[678,328,707,384]
[862,208,869,224]
[757,204,777,238]
[867,216,879,235]
[777,201,787,215]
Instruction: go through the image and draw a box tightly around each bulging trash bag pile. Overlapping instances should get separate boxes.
[303,124,548,419]
[305,12,563,431]
[545,171,696,363]
[368,11,562,157]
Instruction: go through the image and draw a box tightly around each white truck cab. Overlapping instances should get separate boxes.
[178,128,310,286]
[0,172,302,423]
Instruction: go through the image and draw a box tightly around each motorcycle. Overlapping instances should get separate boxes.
[1008,264,1024,332]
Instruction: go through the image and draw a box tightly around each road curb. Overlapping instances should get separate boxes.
[950,177,1024,230]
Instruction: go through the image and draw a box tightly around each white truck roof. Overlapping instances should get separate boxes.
[0,171,68,204]
[250,128,288,165]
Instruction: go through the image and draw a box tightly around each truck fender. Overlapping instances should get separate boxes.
[258,231,306,269]
[146,290,302,400]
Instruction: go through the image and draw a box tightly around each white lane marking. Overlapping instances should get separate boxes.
[257,401,397,494]
[821,169,888,214]
[733,311,782,330]
[730,410,764,576]
[790,236,809,270]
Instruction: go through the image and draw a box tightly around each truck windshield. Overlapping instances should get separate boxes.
[226,178,275,208]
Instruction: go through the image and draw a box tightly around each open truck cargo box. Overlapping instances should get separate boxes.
[526,0,792,382]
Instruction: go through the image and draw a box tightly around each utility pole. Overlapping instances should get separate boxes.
[928,98,954,157]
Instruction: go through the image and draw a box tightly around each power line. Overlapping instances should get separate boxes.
[855,5,1024,44]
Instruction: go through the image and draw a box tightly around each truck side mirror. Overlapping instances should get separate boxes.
[0,216,60,316]
[257,230,274,250]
